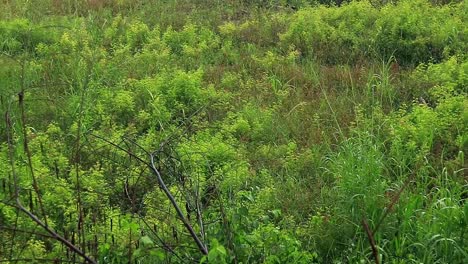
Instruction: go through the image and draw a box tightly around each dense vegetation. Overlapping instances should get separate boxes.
[0,0,466,263]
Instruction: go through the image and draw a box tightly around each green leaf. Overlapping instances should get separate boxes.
[150,250,165,260]
[140,235,154,246]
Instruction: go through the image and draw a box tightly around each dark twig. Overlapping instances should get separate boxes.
[16,205,96,264]
[90,133,149,166]
[18,62,48,227]
[362,169,416,264]
[138,218,190,263]
[362,218,380,264]
[91,105,210,256]
[5,106,97,264]
[151,104,208,156]
[91,135,209,255]
[0,225,56,239]
[0,258,79,263]
[373,174,414,234]
[149,154,208,255]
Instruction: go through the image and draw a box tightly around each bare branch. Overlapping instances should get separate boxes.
[5,104,97,264]
[362,218,380,264]
[0,225,55,239]
[150,154,208,255]
[18,62,48,227]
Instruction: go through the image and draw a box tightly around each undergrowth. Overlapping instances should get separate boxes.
[0,0,466,263]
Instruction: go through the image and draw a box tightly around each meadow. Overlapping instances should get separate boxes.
[0,0,466,263]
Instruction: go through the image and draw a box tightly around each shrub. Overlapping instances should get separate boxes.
[374,0,465,65]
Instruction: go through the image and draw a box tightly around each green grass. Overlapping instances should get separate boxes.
[0,0,466,263]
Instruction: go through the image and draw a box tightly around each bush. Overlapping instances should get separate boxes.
[281,1,377,63]
[281,0,466,65]
[374,0,465,65]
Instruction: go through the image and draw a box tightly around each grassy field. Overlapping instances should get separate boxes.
[0,0,467,263]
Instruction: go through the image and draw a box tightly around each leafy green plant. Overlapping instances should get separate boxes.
[1,1,467,263]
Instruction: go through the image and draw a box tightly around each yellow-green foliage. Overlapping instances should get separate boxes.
[282,0,466,64]
[0,1,466,264]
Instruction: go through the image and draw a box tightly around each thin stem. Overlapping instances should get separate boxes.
[18,62,48,227]
[5,105,97,264]
[150,154,208,255]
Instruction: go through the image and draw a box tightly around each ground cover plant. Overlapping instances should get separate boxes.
[0,0,466,263]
